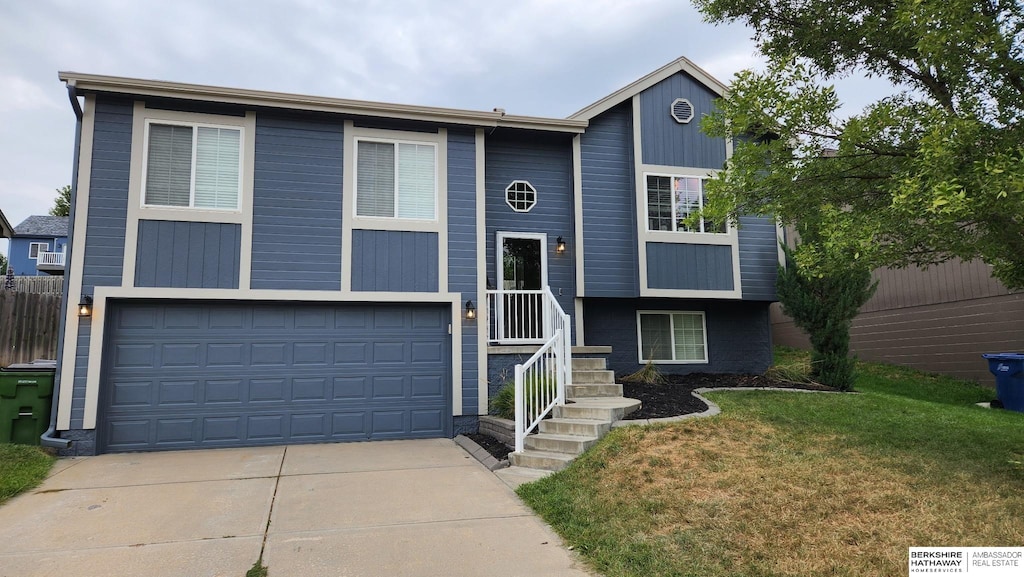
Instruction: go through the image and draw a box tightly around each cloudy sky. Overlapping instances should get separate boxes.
[0,0,890,258]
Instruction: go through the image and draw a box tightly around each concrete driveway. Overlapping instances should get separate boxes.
[0,439,594,577]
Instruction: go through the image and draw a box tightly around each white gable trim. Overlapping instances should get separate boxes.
[569,56,727,121]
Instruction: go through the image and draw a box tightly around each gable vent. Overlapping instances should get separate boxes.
[671,98,694,124]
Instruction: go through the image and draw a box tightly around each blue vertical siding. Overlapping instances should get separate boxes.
[447,130,480,414]
[580,103,639,297]
[134,220,240,288]
[640,72,726,169]
[646,243,734,291]
[484,131,576,337]
[738,216,779,301]
[583,298,772,375]
[72,95,132,428]
[351,230,439,292]
[251,114,343,290]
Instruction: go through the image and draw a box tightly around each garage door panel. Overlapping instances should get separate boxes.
[334,342,369,364]
[162,344,201,367]
[252,343,288,365]
[209,308,245,329]
[158,380,198,405]
[412,341,443,362]
[110,380,155,408]
[100,302,451,452]
[203,416,243,442]
[411,409,444,433]
[155,418,197,444]
[411,375,445,398]
[333,376,367,399]
[113,344,156,369]
[164,307,202,329]
[207,343,245,367]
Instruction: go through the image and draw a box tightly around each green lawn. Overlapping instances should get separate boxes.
[0,444,55,506]
[518,350,1024,577]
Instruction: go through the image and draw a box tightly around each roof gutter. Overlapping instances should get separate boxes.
[39,84,82,450]
[58,72,588,134]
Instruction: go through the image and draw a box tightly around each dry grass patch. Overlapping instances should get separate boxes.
[522,415,1024,577]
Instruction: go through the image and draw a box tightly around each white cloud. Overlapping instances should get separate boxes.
[0,75,62,111]
[0,0,894,233]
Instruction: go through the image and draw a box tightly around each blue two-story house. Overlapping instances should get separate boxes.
[51,57,779,455]
[7,215,69,276]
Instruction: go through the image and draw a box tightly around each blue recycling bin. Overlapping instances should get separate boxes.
[982,353,1024,413]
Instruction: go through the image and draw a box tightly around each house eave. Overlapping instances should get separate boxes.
[59,72,588,134]
[568,56,728,121]
[0,208,13,239]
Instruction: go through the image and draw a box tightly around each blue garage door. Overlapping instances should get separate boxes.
[99,301,451,452]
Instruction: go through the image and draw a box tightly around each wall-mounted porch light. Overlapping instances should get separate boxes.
[556,236,567,254]
[465,300,476,320]
[78,295,94,318]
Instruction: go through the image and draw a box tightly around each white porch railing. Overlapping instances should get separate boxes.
[486,287,573,453]
[36,251,65,267]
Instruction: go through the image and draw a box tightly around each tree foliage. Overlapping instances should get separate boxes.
[776,214,878,390]
[695,0,1024,289]
[49,185,71,217]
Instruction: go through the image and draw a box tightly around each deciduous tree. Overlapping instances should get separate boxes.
[695,0,1024,289]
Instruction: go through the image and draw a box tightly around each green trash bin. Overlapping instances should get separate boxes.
[0,360,56,445]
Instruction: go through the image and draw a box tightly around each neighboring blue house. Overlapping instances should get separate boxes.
[51,57,779,455]
[7,215,69,276]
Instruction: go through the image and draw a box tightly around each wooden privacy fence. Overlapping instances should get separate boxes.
[3,275,64,295]
[0,290,63,367]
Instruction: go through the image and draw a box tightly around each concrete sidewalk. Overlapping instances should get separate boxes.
[0,439,594,577]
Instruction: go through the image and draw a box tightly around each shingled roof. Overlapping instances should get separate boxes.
[14,215,69,237]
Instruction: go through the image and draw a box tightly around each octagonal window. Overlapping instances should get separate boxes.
[505,180,537,212]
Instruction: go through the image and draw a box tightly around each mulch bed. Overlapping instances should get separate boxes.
[466,432,513,461]
[621,372,836,420]
[466,373,838,461]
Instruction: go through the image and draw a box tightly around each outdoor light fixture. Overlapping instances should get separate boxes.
[556,236,567,253]
[465,300,476,320]
[78,295,94,318]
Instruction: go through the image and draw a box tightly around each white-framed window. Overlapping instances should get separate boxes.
[142,120,242,211]
[28,242,49,259]
[646,174,726,234]
[355,138,437,220]
[505,180,537,212]
[637,311,708,363]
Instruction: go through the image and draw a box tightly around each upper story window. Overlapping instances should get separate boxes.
[505,180,537,212]
[356,139,437,220]
[646,174,726,234]
[143,121,241,210]
[28,242,49,259]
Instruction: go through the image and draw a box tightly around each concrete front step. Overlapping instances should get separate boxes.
[571,357,607,371]
[509,449,575,472]
[566,383,623,398]
[539,417,611,437]
[523,432,599,454]
[571,369,616,384]
[555,397,642,422]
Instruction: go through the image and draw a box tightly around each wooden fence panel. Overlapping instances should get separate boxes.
[2,276,65,295]
[0,290,63,367]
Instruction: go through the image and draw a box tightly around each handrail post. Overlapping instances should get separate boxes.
[514,363,525,453]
